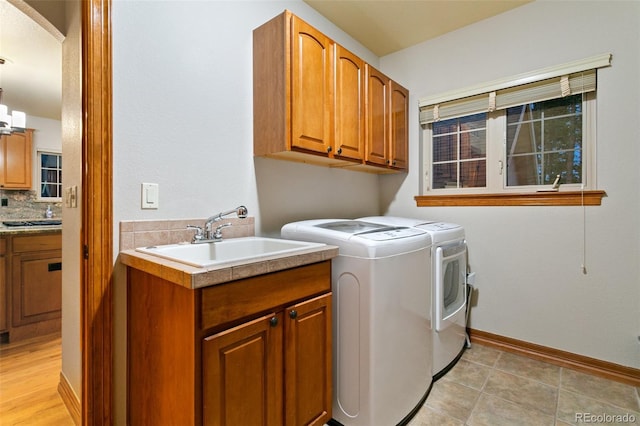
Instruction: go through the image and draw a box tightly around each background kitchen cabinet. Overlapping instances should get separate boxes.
[0,129,33,190]
[11,234,62,329]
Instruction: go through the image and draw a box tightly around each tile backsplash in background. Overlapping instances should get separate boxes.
[0,190,62,219]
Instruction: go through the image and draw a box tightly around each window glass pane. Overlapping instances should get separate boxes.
[461,161,486,188]
[460,129,486,160]
[433,163,458,189]
[506,95,582,187]
[433,120,457,136]
[431,114,487,190]
[41,154,58,168]
[459,113,486,131]
[39,152,62,199]
[433,134,457,162]
[507,121,541,155]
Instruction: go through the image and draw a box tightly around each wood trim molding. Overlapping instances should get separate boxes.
[58,372,81,426]
[415,190,606,207]
[469,328,640,387]
[82,0,113,424]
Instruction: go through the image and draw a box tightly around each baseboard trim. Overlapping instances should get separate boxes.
[468,328,640,387]
[58,372,81,425]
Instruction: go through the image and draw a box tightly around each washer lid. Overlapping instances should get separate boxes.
[314,220,390,234]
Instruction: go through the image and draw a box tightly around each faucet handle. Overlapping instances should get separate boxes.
[187,225,204,242]
[213,222,232,239]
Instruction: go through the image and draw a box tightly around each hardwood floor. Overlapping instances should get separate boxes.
[0,332,74,425]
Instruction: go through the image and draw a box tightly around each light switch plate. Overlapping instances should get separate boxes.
[141,183,159,209]
[65,186,78,208]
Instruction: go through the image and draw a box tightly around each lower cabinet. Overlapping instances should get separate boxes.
[1,232,62,341]
[128,261,332,426]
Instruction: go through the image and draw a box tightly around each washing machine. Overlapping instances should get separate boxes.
[359,216,468,379]
[281,219,433,426]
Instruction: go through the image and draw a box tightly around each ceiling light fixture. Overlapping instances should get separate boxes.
[0,59,27,135]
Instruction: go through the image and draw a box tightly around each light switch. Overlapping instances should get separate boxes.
[141,183,159,209]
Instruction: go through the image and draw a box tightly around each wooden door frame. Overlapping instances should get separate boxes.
[81,0,113,424]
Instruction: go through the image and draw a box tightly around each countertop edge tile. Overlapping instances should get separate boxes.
[119,243,339,289]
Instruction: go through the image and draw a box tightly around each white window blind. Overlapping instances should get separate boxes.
[419,53,611,125]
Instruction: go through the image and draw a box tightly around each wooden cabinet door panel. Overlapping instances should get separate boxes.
[335,46,364,161]
[203,312,284,426]
[291,16,333,154]
[12,251,62,326]
[284,293,332,426]
[365,66,390,166]
[0,130,32,189]
[390,81,409,170]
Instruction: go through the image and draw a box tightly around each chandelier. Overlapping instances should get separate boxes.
[0,87,26,136]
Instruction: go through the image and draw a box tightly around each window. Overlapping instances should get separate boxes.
[417,54,610,206]
[39,151,62,200]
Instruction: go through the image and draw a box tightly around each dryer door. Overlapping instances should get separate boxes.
[434,241,467,332]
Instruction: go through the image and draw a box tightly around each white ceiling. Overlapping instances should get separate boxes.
[0,0,532,124]
[303,0,532,57]
[0,0,61,121]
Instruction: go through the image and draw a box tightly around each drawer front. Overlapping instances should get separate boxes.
[201,261,331,331]
[12,233,62,253]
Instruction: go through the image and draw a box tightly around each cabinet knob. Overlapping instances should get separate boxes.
[392,161,397,166]
[289,310,298,319]
[326,146,332,153]
[386,160,390,165]
[269,316,278,327]
[337,147,342,155]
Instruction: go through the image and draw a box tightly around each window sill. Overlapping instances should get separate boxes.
[414,190,606,207]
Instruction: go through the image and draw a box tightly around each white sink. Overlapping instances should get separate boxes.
[135,237,326,268]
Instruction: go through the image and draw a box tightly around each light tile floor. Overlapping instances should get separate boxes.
[409,344,640,426]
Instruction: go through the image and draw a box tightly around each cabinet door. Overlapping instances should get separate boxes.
[390,81,409,170]
[203,312,284,426]
[284,293,332,426]
[290,15,333,155]
[0,129,32,189]
[365,65,390,166]
[334,45,364,161]
[11,250,62,327]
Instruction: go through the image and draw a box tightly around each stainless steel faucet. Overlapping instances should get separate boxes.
[189,205,248,244]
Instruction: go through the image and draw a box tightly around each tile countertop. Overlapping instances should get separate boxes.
[119,242,339,290]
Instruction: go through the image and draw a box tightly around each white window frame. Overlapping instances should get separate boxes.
[422,93,597,195]
[418,54,609,197]
[38,150,62,202]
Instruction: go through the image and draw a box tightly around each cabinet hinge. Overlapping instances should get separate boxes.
[83,245,89,259]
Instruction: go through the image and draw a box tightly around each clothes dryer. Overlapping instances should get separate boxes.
[281,220,433,426]
[359,217,468,378]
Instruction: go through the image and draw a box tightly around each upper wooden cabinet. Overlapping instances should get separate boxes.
[364,66,409,171]
[253,10,408,173]
[335,45,365,161]
[290,16,334,155]
[0,129,33,190]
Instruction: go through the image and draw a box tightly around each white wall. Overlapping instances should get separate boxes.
[111,1,382,422]
[379,0,640,369]
[61,0,81,402]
